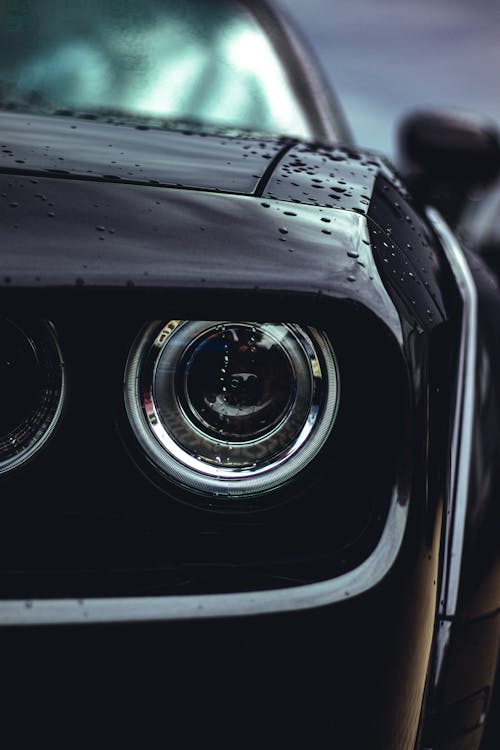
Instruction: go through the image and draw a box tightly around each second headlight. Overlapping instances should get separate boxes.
[124,321,339,498]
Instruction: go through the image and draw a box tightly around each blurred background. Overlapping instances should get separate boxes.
[278,0,500,158]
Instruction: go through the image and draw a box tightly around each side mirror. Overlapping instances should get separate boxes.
[397,109,500,225]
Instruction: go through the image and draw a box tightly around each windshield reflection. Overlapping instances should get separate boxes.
[2,0,310,138]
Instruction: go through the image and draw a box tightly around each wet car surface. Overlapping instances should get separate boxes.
[1,2,500,749]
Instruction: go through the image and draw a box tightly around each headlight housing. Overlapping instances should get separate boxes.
[124,320,339,498]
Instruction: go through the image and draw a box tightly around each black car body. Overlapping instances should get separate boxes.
[1,2,499,749]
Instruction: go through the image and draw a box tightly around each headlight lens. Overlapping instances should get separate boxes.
[124,321,339,498]
[0,320,65,473]
[179,323,294,444]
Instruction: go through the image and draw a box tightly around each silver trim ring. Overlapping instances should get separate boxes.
[124,321,340,497]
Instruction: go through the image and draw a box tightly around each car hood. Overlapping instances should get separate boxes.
[0,109,424,341]
[0,111,286,195]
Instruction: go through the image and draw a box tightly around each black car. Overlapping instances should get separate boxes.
[1,2,499,749]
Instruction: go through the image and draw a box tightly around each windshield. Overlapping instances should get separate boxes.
[1,0,311,138]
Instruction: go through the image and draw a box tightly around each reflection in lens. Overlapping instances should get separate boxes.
[180,324,294,442]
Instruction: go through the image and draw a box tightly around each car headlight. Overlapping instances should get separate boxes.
[0,319,65,473]
[124,320,339,498]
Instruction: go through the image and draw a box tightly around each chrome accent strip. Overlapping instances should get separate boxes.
[426,208,478,677]
[0,485,406,626]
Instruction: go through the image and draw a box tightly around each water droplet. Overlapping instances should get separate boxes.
[347,250,359,259]
[279,227,288,235]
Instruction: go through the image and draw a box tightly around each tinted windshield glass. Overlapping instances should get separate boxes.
[1,0,311,138]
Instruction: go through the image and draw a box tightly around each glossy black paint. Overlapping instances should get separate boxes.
[2,554,440,747]
[0,173,383,291]
[0,111,285,194]
[0,106,499,749]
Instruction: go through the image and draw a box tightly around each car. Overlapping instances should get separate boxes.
[1,1,499,748]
